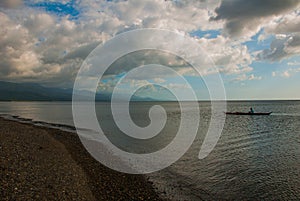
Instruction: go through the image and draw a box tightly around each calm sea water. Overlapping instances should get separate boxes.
[0,101,299,200]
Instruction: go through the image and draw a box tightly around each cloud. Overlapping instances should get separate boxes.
[95,34,254,92]
[233,74,262,81]
[80,0,223,33]
[2,0,298,91]
[272,67,300,78]
[208,0,300,64]
[256,10,300,61]
[212,0,300,38]
[0,0,224,86]
[196,35,253,75]
[256,35,291,61]
[0,0,22,8]
[288,61,300,66]
[282,71,291,78]
[63,42,101,61]
[248,74,262,80]
[0,8,107,86]
[264,11,300,35]
[0,12,40,77]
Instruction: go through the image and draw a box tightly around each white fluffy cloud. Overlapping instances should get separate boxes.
[1,0,224,86]
[0,7,106,85]
[196,35,253,75]
[79,0,223,33]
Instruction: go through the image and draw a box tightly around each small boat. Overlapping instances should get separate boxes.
[225,112,272,116]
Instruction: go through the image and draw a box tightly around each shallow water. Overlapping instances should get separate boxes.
[0,101,299,200]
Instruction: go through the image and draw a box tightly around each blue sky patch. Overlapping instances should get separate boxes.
[189,30,221,39]
[243,29,275,52]
[26,0,80,19]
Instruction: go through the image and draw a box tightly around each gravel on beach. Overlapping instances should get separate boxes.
[0,117,163,201]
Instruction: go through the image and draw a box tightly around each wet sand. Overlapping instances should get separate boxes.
[0,117,162,200]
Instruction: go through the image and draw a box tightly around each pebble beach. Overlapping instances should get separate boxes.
[0,117,163,200]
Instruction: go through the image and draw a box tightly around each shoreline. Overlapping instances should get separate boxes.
[0,117,163,200]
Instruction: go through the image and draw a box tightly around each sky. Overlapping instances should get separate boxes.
[0,0,300,100]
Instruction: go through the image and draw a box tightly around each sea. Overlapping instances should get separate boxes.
[0,100,299,200]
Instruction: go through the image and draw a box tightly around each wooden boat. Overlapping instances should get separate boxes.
[225,112,272,116]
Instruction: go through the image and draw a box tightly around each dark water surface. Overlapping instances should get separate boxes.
[0,101,299,200]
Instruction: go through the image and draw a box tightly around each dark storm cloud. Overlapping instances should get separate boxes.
[212,0,300,37]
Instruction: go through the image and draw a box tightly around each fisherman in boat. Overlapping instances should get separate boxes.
[249,107,254,113]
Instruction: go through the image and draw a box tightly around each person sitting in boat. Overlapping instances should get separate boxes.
[249,107,254,113]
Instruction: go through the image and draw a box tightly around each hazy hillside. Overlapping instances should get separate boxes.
[0,81,73,101]
[0,81,154,101]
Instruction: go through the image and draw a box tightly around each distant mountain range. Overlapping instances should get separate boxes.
[0,81,155,101]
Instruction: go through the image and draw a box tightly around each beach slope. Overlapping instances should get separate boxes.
[0,118,162,200]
